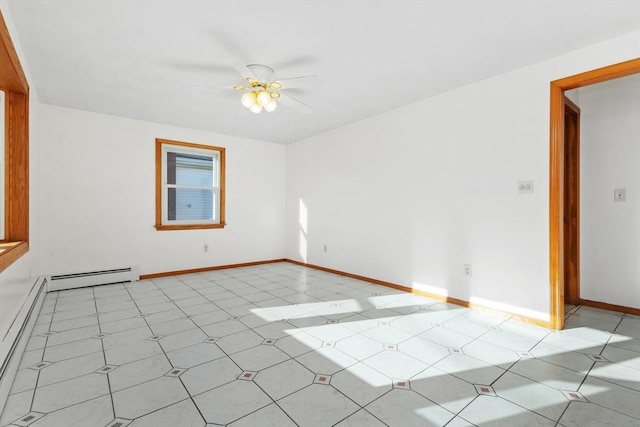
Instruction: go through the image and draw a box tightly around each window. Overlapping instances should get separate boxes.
[155,138,225,230]
[0,11,30,272]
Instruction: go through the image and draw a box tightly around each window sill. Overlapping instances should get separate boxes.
[0,241,28,273]
[154,223,226,231]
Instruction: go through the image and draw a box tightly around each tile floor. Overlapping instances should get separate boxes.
[0,262,638,426]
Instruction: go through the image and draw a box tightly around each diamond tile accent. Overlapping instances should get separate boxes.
[433,323,444,328]
[203,337,219,344]
[93,333,110,339]
[378,321,390,326]
[136,313,149,318]
[40,331,56,337]
[517,351,534,358]
[393,379,410,390]
[28,361,52,371]
[561,390,589,402]
[384,344,398,351]
[587,354,608,362]
[474,384,496,396]
[239,371,257,381]
[147,335,163,341]
[448,347,464,355]
[313,374,332,385]
[165,367,187,377]
[262,339,276,345]
[13,411,45,426]
[327,319,339,324]
[105,418,132,427]
[322,341,335,348]
[95,364,118,374]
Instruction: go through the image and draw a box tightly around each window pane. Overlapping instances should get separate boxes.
[175,153,214,186]
[169,187,215,221]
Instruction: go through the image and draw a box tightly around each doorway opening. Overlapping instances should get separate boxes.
[549,58,640,330]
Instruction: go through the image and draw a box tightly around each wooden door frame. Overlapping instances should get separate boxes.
[563,96,580,305]
[548,57,640,330]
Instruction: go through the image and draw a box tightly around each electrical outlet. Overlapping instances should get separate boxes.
[203,244,209,253]
[463,264,472,277]
[517,180,534,195]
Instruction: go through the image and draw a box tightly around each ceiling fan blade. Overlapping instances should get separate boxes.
[278,94,311,114]
[275,75,321,90]
[223,56,255,80]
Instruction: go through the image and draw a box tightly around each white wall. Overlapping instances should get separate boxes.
[286,30,640,322]
[36,104,286,276]
[577,75,640,308]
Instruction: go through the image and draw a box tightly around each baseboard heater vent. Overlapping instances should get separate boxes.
[48,267,140,291]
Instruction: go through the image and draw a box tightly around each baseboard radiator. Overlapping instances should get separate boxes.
[48,266,140,291]
[0,276,47,416]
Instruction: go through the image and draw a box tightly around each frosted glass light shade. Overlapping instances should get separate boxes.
[241,92,256,108]
[264,99,277,112]
[257,91,272,107]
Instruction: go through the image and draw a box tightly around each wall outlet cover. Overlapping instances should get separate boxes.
[517,181,534,195]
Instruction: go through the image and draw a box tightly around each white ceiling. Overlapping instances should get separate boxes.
[7,0,640,144]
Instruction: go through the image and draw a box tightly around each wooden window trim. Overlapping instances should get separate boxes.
[155,138,226,231]
[548,58,640,330]
[0,11,29,273]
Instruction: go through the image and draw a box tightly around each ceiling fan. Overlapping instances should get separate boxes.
[225,57,319,114]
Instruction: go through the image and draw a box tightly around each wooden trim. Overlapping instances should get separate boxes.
[563,96,580,305]
[286,259,551,328]
[5,92,29,241]
[549,83,565,330]
[0,241,28,272]
[154,138,226,231]
[154,223,226,231]
[0,12,28,93]
[551,58,640,90]
[574,298,640,316]
[549,58,640,330]
[0,10,29,273]
[139,259,286,279]
[155,138,162,229]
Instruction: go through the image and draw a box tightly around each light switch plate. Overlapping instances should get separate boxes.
[614,189,626,202]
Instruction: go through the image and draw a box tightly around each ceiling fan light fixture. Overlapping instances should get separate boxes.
[256,90,272,107]
[241,92,257,108]
[264,99,277,112]
[249,103,263,114]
